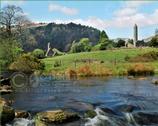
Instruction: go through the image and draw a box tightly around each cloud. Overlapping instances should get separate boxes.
[48,3,78,15]
[111,1,157,28]
[51,1,157,29]
[125,1,152,8]
[114,8,137,17]
[2,0,25,6]
[36,1,157,31]
[50,17,108,30]
[50,6,158,30]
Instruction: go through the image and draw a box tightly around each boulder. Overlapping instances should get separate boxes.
[84,110,97,118]
[0,85,13,94]
[114,104,140,113]
[127,76,147,80]
[0,98,7,106]
[152,79,158,85]
[65,101,94,113]
[0,75,3,79]
[0,105,15,124]
[36,110,80,125]
[15,110,29,118]
[100,107,117,115]
[0,78,11,86]
[133,111,158,125]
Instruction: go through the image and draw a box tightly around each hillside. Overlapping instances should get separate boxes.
[22,23,100,52]
[43,48,158,75]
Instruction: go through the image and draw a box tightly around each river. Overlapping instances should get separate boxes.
[3,76,158,126]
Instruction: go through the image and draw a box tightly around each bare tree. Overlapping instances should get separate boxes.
[0,5,30,37]
[15,15,31,36]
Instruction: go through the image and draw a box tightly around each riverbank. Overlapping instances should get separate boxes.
[43,48,158,77]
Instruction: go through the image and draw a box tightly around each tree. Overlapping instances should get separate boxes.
[0,38,23,71]
[136,40,146,47]
[79,38,91,52]
[70,41,77,53]
[70,41,85,53]
[98,30,109,43]
[0,5,30,37]
[98,31,109,46]
[80,38,89,44]
[70,38,91,53]
[0,5,30,71]
[148,36,158,47]
[93,30,111,50]
[116,39,126,47]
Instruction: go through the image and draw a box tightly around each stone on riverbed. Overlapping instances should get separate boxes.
[100,107,117,115]
[65,101,94,113]
[114,104,141,113]
[15,110,29,118]
[152,79,158,85]
[0,105,15,124]
[0,77,11,86]
[133,111,158,125]
[84,110,97,118]
[0,98,8,106]
[0,85,13,94]
[0,98,15,124]
[35,109,80,125]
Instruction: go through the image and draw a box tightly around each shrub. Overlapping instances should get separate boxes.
[9,53,45,73]
[99,42,107,50]
[92,44,101,51]
[78,65,92,77]
[124,55,130,61]
[127,63,154,76]
[54,60,61,67]
[66,69,77,79]
[77,64,112,77]
[66,64,112,78]
[32,49,45,59]
[128,51,158,62]
[94,66,112,76]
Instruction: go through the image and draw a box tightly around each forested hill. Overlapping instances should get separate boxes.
[22,22,100,52]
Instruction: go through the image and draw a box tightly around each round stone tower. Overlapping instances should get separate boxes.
[134,24,138,47]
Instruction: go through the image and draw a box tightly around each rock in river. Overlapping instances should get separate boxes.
[114,104,141,113]
[133,111,158,125]
[0,98,8,106]
[15,110,29,118]
[152,79,158,85]
[0,77,11,86]
[0,85,13,94]
[0,105,15,124]
[35,109,80,125]
[65,101,94,113]
[0,98,15,124]
[84,110,97,118]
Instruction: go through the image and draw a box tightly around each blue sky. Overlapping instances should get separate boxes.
[1,1,158,39]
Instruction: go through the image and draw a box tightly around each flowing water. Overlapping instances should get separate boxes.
[3,76,158,126]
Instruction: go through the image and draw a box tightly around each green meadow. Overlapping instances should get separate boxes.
[43,47,158,76]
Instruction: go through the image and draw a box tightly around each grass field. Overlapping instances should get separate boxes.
[43,47,158,76]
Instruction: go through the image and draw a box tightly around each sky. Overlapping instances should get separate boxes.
[1,0,158,39]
